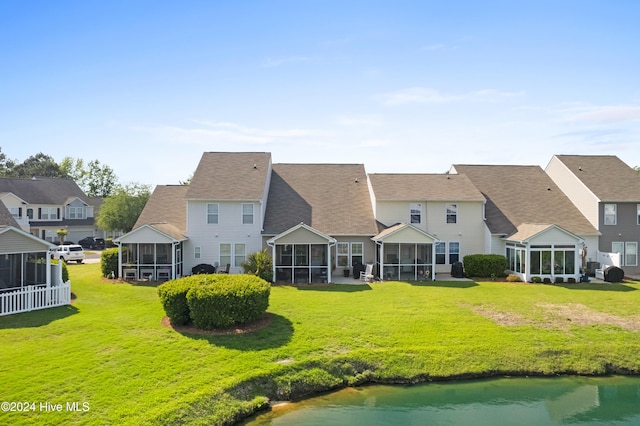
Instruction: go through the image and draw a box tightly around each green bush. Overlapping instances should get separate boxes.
[543,277,552,284]
[555,277,565,284]
[462,254,508,278]
[157,277,201,326]
[187,275,270,330]
[531,276,542,283]
[505,274,522,282]
[567,277,576,283]
[52,259,69,282]
[101,248,119,278]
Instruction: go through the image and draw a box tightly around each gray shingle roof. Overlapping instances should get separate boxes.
[368,173,485,201]
[553,155,640,201]
[134,185,189,234]
[0,202,19,227]
[453,164,599,237]
[185,152,271,200]
[263,164,378,236]
[0,177,91,205]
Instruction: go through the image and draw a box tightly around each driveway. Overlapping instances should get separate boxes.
[84,249,103,264]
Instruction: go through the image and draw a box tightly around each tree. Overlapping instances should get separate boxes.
[242,249,274,282]
[60,157,118,197]
[12,153,66,178]
[0,147,17,177]
[96,183,151,233]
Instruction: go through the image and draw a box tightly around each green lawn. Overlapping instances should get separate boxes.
[2,263,640,425]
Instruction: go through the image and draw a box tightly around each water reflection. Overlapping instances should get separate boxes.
[243,376,640,425]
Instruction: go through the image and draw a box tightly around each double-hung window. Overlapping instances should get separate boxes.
[242,203,254,224]
[207,203,219,224]
[449,242,460,264]
[611,242,637,267]
[435,242,446,264]
[235,243,246,267]
[410,203,422,224]
[604,204,617,225]
[220,243,231,267]
[446,204,458,224]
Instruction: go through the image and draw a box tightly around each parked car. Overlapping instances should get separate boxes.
[78,237,105,250]
[51,244,85,263]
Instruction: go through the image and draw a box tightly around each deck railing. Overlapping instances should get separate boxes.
[0,282,71,316]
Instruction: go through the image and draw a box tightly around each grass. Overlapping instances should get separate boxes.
[2,263,640,425]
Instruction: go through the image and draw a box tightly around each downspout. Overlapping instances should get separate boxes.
[267,240,276,283]
[432,239,438,281]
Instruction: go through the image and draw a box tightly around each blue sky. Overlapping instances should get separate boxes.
[2,1,639,185]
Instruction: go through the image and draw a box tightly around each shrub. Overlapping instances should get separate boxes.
[242,249,274,282]
[530,276,542,283]
[543,277,552,284]
[567,277,576,283]
[555,277,564,284]
[157,277,202,326]
[505,274,522,282]
[187,275,270,329]
[462,254,508,278]
[52,259,70,282]
[101,248,119,278]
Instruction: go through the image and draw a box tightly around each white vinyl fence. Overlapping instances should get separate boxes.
[0,282,71,316]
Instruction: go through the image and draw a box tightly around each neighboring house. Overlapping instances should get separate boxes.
[545,155,640,276]
[183,152,273,275]
[367,173,486,279]
[115,185,189,281]
[451,164,600,282]
[0,202,68,316]
[0,177,101,243]
[263,163,379,283]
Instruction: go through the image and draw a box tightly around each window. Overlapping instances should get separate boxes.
[26,208,33,219]
[220,244,231,267]
[446,204,458,224]
[336,242,349,268]
[40,207,58,220]
[449,242,460,264]
[604,203,617,225]
[435,242,446,264]
[194,246,201,259]
[242,203,254,224]
[351,243,364,266]
[207,204,219,224]
[612,242,624,265]
[68,206,85,219]
[410,203,422,224]
[9,207,20,218]
[625,242,638,267]
[234,243,246,267]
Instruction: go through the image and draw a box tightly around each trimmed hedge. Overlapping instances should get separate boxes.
[462,254,508,278]
[187,275,270,329]
[157,277,200,326]
[101,248,119,278]
[157,274,270,329]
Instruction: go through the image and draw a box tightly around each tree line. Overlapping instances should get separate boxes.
[0,147,150,233]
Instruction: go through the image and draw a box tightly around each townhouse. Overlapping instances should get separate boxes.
[546,155,640,276]
[0,177,102,243]
[116,151,636,283]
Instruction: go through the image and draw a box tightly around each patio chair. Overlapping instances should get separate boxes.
[218,263,230,274]
[359,263,374,283]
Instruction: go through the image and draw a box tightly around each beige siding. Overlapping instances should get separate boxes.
[0,229,51,254]
[426,201,486,260]
[546,156,600,227]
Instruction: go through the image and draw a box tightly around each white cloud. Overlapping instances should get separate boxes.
[134,121,331,147]
[561,105,640,123]
[358,139,391,148]
[260,56,314,68]
[336,114,384,127]
[375,87,525,106]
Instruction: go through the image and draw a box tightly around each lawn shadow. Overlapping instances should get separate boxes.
[546,282,637,292]
[409,280,479,289]
[0,304,79,329]
[178,313,294,350]
[293,283,372,292]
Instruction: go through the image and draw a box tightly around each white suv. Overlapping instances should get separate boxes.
[51,244,85,264]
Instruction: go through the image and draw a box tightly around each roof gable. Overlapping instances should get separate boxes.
[0,177,90,205]
[452,164,599,237]
[507,223,582,243]
[134,185,189,232]
[263,163,378,236]
[553,155,640,201]
[372,223,437,243]
[368,173,484,201]
[267,223,336,245]
[0,202,20,228]
[185,152,271,200]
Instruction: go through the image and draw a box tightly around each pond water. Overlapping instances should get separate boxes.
[243,376,640,425]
